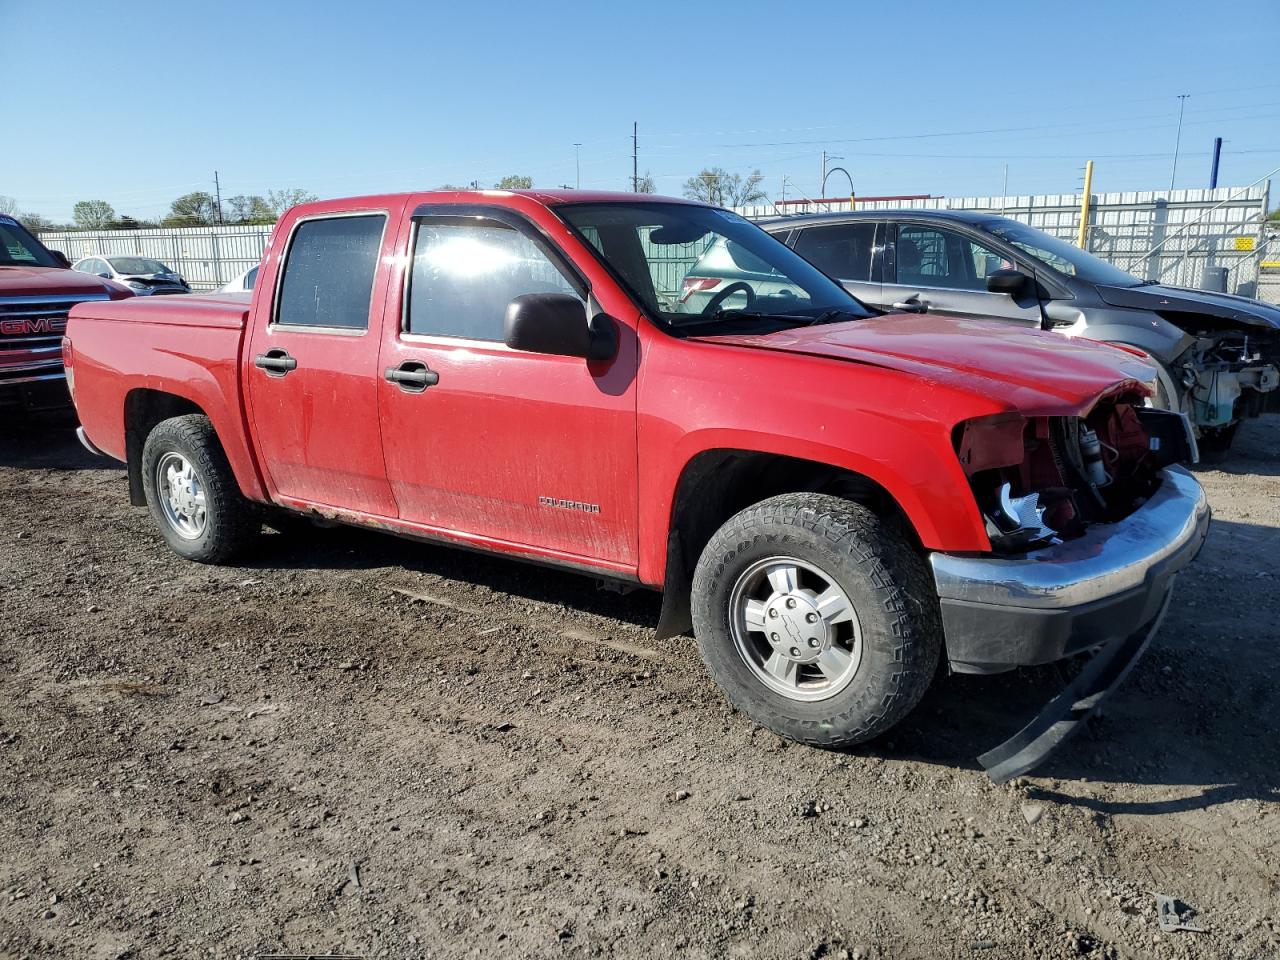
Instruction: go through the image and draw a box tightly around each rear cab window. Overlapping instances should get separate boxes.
[274,214,386,331]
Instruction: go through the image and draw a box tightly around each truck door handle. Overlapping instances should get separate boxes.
[384,360,439,393]
[892,296,928,314]
[254,349,297,376]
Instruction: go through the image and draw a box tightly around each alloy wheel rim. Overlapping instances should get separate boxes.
[728,556,862,702]
[156,452,208,540]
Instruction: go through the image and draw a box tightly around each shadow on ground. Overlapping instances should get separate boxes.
[0,415,121,471]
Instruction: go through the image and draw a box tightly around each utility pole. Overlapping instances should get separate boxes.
[574,143,582,189]
[631,123,638,192]
[213,170,224,224]
[1209,137,1223,189]
[1169,94,1190,192]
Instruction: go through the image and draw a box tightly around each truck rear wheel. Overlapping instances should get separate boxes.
[141,414,258,564]
[690,493,940,748]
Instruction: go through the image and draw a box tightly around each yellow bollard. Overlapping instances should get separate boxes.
[1077,160,1094,249]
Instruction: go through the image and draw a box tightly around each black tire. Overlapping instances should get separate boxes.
[691,493,941,748]
[141,414,258,564]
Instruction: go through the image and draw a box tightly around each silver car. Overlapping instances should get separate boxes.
[215,264,259,295]
[72,255,190,295]
[672,235,814,316]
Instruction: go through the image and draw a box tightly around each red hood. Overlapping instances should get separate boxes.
[0,265,124,299]
[694,313,1155,416]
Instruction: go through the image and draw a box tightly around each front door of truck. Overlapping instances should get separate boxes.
[246,208,401,516]
[883,222,1044,324]
[377,206,640,569]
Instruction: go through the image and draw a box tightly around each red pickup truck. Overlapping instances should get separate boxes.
[1,215,132,411]
[66,191,1210,780]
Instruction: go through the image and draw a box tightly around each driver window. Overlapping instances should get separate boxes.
[896,225,1014,292]
[407,219,582,341]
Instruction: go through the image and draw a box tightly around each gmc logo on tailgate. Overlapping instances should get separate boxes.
[0,317,66,336]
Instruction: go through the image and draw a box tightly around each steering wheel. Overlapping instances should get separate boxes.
[702,281,757,315]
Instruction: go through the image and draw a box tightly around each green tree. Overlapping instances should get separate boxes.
[73,200,116,230]
[20,212,56,232]
[494,175,533,190]
[266,188,318,217]
[164,191,217,226]
[225,195,276,224]
[682,168,767,207]
[1268,207,1280,221]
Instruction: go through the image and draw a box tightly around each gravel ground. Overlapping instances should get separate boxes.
[0,414,1277,960]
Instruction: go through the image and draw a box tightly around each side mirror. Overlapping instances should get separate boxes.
[96,271,112,279]
[504,293,618,363]
[986,269,1032,298]
[50,250,71,269]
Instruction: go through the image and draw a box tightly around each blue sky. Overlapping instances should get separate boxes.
[3,0,1279,222]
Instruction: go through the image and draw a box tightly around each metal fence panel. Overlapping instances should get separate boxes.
[38,223,273,291]
[737,184,1274,301]
[38,184,1276,302]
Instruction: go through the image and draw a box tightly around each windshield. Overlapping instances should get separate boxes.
[0,217,60,268]
[984,219,1143,287]
[556,202,872,331]
[109,257,171,275]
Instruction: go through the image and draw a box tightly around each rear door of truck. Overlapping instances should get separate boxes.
[244,202,407,515]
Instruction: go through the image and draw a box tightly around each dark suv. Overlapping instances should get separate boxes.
[760,210,1279,454]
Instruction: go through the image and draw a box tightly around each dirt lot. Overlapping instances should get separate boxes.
[0,414,1277,960]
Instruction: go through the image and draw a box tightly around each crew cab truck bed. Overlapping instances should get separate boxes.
[66,191,1209,780]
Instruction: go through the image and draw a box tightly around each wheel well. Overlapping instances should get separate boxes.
[654,449,919,639]
[123,389,204,506]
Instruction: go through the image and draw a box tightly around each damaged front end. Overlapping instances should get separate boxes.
[1176,329,1280,438]
[953,391,1197,554]
[1092,283,1280,444]
[935,390,1209,782]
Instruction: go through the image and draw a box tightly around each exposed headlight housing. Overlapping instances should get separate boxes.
[983,483,1057,547]
[125,280,149,293]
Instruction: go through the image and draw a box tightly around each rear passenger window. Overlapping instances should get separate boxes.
[792,223,877,281]
[275,215,385,330]
[406,218,582,341]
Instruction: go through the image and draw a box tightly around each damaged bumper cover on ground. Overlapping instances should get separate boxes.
[929,465,1210,780]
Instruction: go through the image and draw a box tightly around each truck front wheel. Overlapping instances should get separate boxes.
[691,493,940,748]
[141,415,258,564]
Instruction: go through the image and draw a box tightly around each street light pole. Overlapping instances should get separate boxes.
[573,143,581,189]
[1169,94,1190,192]
[820,151,844,201]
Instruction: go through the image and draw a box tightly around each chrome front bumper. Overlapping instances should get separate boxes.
[929,466,1210,674]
